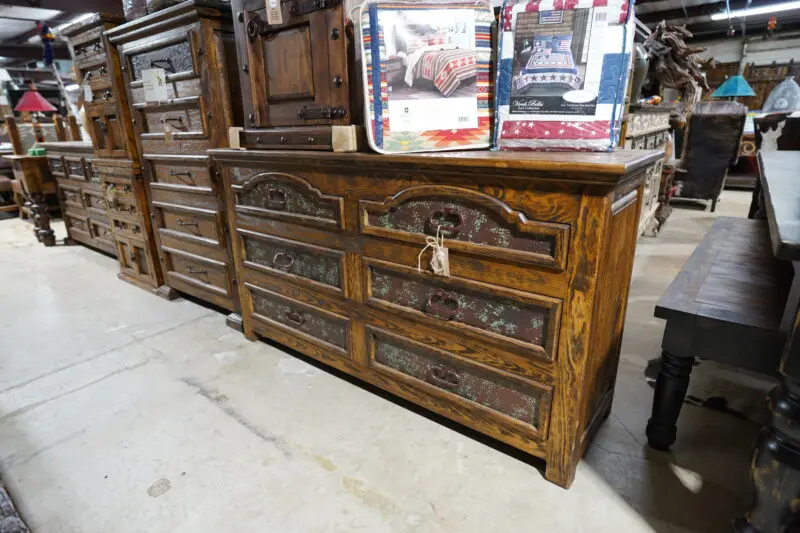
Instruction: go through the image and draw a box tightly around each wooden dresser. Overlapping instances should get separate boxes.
[106,0,242,320]
[62,14,163,292]
[211,149,662,488]
[39,142,116,256]
[624,105,672,236]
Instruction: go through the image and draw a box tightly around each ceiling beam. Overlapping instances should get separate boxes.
[0,44,69,60]
[2,67,73,82]
[0,0,123,15]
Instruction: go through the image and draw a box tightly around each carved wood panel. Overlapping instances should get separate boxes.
[231,171,344,229]
[360,185,570,270]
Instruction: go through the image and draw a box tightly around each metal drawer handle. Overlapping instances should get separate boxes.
[272,251,295,271]
[176,217,198,227]
[100,65,107,75]
[424,208,462,238]
[150,58,175,73]
[185,265,207,275]
[426,365,460,391]
[103,90,112,100]
[160,116,186,130]
[84,71,93,80]
[168,169,193,179]
[93,42,102,51]
[129,250,137,264]
[285,310,305,326]
[266,186,287,209]
[246,13,267,41]
[425,291,460,320]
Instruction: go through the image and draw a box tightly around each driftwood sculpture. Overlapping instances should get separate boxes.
[645,22,710,116]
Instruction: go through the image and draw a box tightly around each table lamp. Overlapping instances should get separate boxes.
[711,75,756,100]
[14,88,57,115]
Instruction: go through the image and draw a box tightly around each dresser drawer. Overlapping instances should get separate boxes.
[246,282,349,354]
[112,217,145,240]
[360,185,570,270]
[365,258,561,360]
[88,217,116,252]
[64,156,88,181]
[366,326,551,440]
[59,182,84,210]
[64,210,91,240]
[133,96,209,149]
[148,156,214,191]
[105,182,140,221]
[117,236,156,284]
[240,129,333,150]
[48,156,64,177]
[86,101,127,158]
[153,201,222,247]
[126,31,199,89]
[83,188,108,216]
[71,34,105,67]
[162,245,232,308]
[230,169,344,230]
[239,228,345,295]
[76,58,111,93]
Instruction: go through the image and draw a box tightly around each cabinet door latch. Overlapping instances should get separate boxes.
[296,105,347,120]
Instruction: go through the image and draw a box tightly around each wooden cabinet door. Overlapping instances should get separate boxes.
[86,102,127,158]
[235,0,350,128]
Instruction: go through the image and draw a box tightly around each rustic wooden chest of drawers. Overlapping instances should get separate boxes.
[62,14,163,292]
[40,142,116,256]
[107,0,242,317]
[211,148,662,488]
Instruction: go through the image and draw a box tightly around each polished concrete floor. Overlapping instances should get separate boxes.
[0,191,770,533]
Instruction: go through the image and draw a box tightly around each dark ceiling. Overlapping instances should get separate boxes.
[635,0,800,40]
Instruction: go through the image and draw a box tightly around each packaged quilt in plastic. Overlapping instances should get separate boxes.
[359,0,494,153]
[494,0,633,151]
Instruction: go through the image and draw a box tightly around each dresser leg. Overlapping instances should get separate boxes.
[646,351,694,450]
[32,194,55,247]
[154,285,179,301]
[734,378,800,533]
[225,313,243,333]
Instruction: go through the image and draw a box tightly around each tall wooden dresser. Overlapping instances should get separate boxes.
[211,148,662,488]
[39,142,117,256]
[106,0,243,323]
[624,105,672,236]
[61,14,164,292]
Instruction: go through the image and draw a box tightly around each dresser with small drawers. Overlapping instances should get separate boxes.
[61,13,163,293]
[40,142,116,256]
[211,148,662,488]
[106,0,242,319]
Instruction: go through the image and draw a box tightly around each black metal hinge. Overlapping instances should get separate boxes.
[297,105,347,120]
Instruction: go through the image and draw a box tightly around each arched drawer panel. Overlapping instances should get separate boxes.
[360,185,569,270]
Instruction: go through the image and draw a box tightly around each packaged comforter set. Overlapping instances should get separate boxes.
[359,0,495,153]
[494,0,634,151]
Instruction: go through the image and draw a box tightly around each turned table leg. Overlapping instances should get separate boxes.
[646,351,695,450]
[31,193,55,246]
[734,378,800,533]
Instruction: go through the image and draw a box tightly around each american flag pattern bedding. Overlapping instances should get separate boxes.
[414,49,477,97]
[513,33,581,91]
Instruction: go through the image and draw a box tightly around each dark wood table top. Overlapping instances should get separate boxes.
[760,152,800,262]
[655,216,792,330]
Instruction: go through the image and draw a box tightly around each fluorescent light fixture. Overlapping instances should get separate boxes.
[711,1,800,20]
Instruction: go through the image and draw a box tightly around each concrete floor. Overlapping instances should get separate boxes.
[0,191,771,533]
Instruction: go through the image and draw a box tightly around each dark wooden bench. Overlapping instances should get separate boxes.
[646,216,794,450]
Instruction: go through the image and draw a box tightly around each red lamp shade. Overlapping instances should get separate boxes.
[14,90,57,113]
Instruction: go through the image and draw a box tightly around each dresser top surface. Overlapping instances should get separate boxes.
[39,142,93,154]
[760,151,800,261]
[106,0,231,41]
[211,149,663,182]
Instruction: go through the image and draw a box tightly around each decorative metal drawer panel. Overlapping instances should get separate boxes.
[248,283,349,351]
[360,186,569,269]
[231,170,344,229]
[129,39,195,82]
[367,259,560,357]
[240,229,344,291]
[367,326,550,432]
